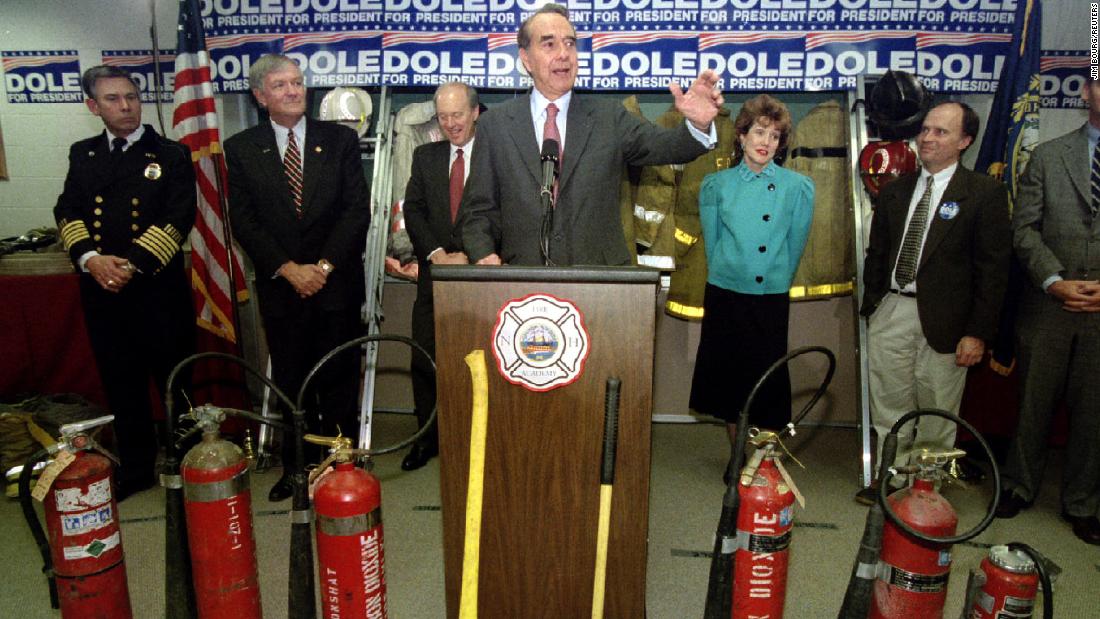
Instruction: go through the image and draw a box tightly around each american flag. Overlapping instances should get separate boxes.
[173,0,248,342]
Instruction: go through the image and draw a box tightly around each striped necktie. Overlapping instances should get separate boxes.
[285,130,304,218]
[894,176,934,289]
[1091,140,1100,216]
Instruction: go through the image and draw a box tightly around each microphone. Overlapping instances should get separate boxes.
[540,138,560,197]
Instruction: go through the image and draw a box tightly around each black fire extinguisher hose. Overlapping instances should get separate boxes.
[878,409,1000,544]
[164,351,297,619]
[703,345,837,619]
[1007,542,1054,619]
[292,334,436,619]
[18,447,58,609]
[836,431,899,618]
[297,334,438,455]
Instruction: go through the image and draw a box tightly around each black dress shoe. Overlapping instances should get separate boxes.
[994,489,1032,519]
[1062,512,1100,546]
[268,475,293,502]
[854,482,880,506]
[401,445,437,471]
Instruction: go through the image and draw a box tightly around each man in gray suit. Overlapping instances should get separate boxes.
[459,3,723,266]
[996,76,1100,545]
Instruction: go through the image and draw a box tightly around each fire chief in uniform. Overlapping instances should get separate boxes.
[54,65,197,500]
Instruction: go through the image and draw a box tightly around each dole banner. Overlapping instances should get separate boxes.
[1040,50,1089,109]
[284,30,385,88]
[101,50,177,103]
[59,0,1066,94]
[206,32,284,92]
[2,50,82,103]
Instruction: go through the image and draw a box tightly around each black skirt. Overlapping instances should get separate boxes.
[689,283,792,428]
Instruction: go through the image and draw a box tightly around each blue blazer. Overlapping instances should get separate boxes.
[699,161,814,294]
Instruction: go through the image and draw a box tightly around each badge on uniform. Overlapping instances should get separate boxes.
[938,202,959,220]
[144,163,162,180]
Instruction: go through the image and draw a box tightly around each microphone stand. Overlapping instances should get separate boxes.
[539,139,559,266]
[540,184,555,266]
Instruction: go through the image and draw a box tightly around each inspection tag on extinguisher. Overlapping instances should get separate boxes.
[492,293,590,392]
[30,449,76,502]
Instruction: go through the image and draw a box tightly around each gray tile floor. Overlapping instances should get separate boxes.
[2,419,1095,618]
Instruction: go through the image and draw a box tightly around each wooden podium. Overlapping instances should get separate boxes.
[432,265,660,618]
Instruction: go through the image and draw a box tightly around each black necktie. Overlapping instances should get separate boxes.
[111,137,127,158]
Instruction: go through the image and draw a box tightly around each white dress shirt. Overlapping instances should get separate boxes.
[527,88,716,151]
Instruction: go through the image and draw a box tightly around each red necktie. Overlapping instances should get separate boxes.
[285,130,304,218]
[449,147,464,223]
[544,103,562,199]
[544,102,562,161]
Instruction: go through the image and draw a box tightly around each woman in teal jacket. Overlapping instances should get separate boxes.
[690,94,814,471]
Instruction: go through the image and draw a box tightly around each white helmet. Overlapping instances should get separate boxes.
[319,87,373,138]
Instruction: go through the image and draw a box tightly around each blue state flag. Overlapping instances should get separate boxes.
[974,0,1041,211]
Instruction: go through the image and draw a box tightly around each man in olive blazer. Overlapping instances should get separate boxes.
[859,102,1010,498]
[996,78,1100,545]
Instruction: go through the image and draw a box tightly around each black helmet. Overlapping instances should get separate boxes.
[866,70,932,140]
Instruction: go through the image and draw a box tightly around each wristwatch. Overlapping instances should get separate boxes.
[318,259,334,274]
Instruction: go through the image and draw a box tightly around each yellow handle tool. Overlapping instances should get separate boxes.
[459,350,489,619]
[592,377,622,619]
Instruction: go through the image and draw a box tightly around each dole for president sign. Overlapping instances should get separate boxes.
[3,50,83,104]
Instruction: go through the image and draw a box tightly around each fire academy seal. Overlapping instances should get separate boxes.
[492,293,590,392]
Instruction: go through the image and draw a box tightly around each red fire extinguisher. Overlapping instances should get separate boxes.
[307,433,388,619]
[24,415,133,618]
[970,545,1038,618]
[840,409,1004,619]
[872,466,958,617]
[732,437,802,619]
[965,543,1053,619]
[181,404,262,618]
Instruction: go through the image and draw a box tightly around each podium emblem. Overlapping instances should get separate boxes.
[492,293,590,392]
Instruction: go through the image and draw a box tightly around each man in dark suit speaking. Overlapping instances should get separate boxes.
[401,81,479,471]
[856,101,1010,503]
[459,3,724,266]
[226,54,371,501]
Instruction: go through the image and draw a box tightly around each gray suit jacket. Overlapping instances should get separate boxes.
[458,93,707,266]
[1014,124,1100,291]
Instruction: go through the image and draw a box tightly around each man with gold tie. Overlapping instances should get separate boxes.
[857,101,1010,504]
